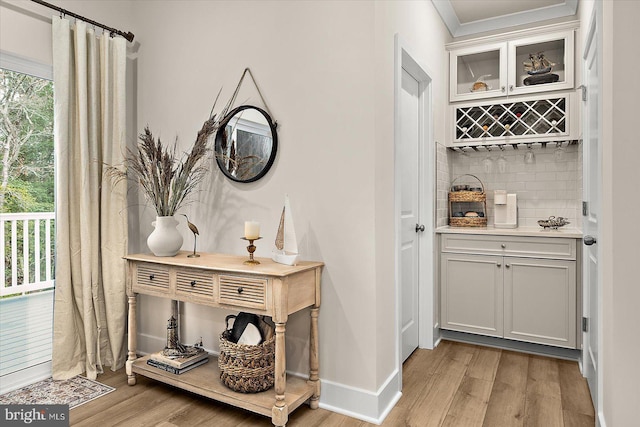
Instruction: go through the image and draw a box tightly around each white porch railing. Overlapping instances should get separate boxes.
[1,212,55,297]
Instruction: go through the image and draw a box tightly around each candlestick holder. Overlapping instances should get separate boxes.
[241,237,262,265]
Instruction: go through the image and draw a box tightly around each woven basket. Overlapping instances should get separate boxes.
[218,321,275,393]
[449,174,487,227]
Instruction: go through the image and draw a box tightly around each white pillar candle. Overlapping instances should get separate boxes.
[244,221,260,240]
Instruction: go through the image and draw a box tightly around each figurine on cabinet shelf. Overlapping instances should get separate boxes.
[523,52,560,86]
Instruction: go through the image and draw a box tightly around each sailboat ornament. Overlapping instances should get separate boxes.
[272,195,299,266]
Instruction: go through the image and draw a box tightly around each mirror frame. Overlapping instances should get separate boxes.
[214,105,278,183]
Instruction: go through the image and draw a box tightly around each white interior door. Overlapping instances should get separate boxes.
[582,16,601,412]
[399,67,421,362]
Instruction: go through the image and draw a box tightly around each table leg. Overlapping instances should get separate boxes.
[271,322,289,426]
[126,295,137,385]
[308,307,320,409]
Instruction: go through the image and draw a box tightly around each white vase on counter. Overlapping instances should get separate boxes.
[147,216,183,256]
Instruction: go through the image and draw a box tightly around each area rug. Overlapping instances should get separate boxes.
[0,376,115,409]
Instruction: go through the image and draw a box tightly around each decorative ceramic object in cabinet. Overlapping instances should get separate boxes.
[440,233,578,349]
[448,23,576,103]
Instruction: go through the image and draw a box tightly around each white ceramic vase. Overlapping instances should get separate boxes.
[147,216,183,257]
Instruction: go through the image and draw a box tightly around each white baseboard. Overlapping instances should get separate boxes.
[0,361,52,394]
[318,369,401,425]
[597,411,606,427]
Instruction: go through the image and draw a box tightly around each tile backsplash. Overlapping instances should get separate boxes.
[444,143,582,229]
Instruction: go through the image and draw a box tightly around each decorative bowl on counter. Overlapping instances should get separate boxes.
[538,216,570,230]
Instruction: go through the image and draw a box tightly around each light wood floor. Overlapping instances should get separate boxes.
[70,340,595,426]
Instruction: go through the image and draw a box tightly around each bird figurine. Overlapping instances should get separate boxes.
[182,214,200,258]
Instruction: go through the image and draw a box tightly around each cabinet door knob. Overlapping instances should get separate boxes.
[415,224,425,233]
[497,263,502,268]
[505,264,511,268]
[501,244,506,249]
[501,86,506,92]
[509,85,514,91]
[237,287,244,294]
[149,274,155,280]
[190,280,197,287]
[583,235,597,246]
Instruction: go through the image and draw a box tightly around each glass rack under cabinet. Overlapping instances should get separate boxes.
[454,96,568,143]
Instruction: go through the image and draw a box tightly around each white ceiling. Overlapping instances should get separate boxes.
[432,0,579,38]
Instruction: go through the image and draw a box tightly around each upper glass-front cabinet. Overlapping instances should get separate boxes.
[449,29,574,103]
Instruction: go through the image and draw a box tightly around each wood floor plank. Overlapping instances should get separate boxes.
[526,355,561,399]
[441,376,492,427]
[558,360,595,417]
[483,379,526,427]
[72,383,175,426]
[406,342,475,427]
[396,342,451,411]
[523,392,564,427]
[561,409,595,427]
[493,350,530,390]
[467,346,501,382]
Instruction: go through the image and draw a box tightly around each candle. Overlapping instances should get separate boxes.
[244,221,260,240]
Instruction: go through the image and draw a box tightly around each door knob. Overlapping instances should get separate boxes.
[415,224,425,232]
[583,235,597,246]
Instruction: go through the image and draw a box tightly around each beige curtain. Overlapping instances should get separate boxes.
[51,17,128,380]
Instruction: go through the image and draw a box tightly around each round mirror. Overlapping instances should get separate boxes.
[214,105,278,183]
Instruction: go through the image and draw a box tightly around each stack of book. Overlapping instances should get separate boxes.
[147,349,209,374]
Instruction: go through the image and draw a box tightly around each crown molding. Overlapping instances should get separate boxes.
[432,0,579,38]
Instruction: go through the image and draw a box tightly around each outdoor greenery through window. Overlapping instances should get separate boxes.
[0,67,55,297]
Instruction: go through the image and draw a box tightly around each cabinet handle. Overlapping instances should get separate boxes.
[497,263,502,268]
[190,280,197,287]
[501,86,506,92]
[237,287,244,294]
[509,85,514,91]
[505,264,511,268]
[501,244,506,249]
[149,274,155,280]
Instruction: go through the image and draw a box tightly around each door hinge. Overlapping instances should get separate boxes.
[582,201,589,216]
[579,85,587,101]
[582,317,589,333]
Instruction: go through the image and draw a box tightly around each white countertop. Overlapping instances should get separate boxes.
[435,225,583,239]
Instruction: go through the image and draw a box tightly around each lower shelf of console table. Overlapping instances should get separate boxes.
[132,354,315,417]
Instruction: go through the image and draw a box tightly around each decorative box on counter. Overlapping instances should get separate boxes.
[449,174,487,227]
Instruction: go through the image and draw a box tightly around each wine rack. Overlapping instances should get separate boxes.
[453,96,570,144]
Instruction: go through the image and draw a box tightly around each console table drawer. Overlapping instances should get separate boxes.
[219,275,267,310]
[176,268,214,299]
[135,263,170,292]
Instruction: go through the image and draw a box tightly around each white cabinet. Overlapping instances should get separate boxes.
[440,234,578,349]
[503,257,576,347]
[448,26,575,103]
[441,253,503,337]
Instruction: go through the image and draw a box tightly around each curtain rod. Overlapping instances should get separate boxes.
[30,0,134,42]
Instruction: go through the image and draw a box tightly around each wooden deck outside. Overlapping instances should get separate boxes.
[0,290,53,377]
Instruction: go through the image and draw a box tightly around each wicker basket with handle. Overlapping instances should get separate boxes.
[218,314,275,393]
[449,174,487,227]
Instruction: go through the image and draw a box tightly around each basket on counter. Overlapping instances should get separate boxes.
[449,174,487,227]
[218,315,275,393]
